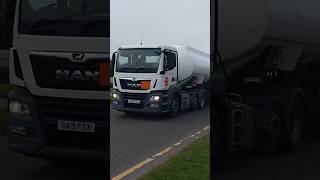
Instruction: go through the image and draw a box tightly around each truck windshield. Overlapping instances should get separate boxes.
[116,49,161,73]
[19,0,109,37]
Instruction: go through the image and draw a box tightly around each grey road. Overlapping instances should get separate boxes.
[110,108,210,178]
[216,123,320,180]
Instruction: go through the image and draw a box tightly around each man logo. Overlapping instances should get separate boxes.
[56,70,99,81]
[72,53,85,62]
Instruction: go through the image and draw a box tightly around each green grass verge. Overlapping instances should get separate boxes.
[0,84,14,97]
[140,135,210,180]
[0,109,7,137]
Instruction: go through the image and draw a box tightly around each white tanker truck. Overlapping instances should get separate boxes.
[213,0,320,167]
[111,45,210,117]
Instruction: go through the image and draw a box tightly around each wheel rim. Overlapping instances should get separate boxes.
[193,97,198,109]
[171,96,179,113]
[267,111,280,140]
[291,104,303,142]
[200,95,205,108]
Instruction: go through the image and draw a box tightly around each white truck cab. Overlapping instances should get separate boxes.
[7,0,109,161]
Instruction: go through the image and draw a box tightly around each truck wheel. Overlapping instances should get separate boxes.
[257,103,282,155]
[197,92,206,110]
[280,96,304,153]
[190,96,198,111]
[168,94,180,117]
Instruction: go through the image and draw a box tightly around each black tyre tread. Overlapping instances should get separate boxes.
[280,96,304,153]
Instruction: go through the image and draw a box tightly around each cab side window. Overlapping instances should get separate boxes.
[164,51,177,71]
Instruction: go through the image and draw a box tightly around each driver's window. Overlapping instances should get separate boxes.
[164,51,177,71]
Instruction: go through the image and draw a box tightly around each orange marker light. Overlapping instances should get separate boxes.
[140,81,150,90]
[99,63,109,87]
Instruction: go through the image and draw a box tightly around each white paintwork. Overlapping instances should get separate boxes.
[169,45,210,83]
[10,0,109,100]
[118,44,209,81]
[113,45,209,94]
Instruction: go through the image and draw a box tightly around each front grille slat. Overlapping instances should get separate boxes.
[30,54,109,91]
[120,79,151,90]
[39,107,106,116]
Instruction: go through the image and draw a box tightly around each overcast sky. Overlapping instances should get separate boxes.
[110,0,210,54]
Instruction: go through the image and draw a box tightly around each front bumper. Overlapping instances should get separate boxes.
[111,90,170,113]
[6,87,108,160]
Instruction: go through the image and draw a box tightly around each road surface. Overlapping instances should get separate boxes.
[110,108,210,178]
[216,122,320,180]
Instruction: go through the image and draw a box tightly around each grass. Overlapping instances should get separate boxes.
[0,109,7,137]
[140,135,210,180]
[0,84,14,97]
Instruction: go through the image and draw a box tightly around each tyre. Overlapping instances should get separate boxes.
[256,102,282,155]
[280,96,304,153]
[197,91,206,110]
[168,94,180,118]
[190,96,198,111]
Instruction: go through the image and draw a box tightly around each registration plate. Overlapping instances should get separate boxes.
[128,99,140,104]
[57,120,95,133]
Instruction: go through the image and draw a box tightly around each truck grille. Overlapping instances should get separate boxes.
[120,79,151,90]
[121,92,148,109]
[36,97,108,152]
[30,54,108,91]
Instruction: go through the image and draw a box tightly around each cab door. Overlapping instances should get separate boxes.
[163,50,178,88]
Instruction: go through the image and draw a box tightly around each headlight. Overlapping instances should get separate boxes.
[150,95,160,102]
[112,93,120,99]
[8,101,31,118]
